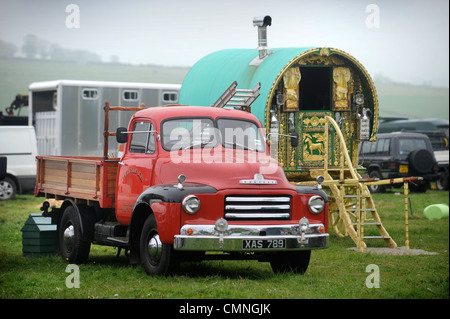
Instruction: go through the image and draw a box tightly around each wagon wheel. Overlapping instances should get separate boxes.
[328,185,359,239]
[330,209,346,238]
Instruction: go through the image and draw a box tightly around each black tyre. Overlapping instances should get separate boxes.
[140,214,178,276]
[409,149,434,174]
[410,181,429,193]
[270,251,311,274]
[436,171,449,190]
[59,205,91,264]
[368,170,384,193]
[0,177,17,201]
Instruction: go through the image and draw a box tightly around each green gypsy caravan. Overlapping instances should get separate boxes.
[179,16,398,250]
[179,16,379,183]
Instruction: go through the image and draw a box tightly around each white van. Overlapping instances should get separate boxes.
[0,126,37,200]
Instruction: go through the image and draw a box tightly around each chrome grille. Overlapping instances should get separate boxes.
[224,196,291,220]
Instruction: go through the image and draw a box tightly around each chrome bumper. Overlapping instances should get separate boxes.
[173,222,328,252]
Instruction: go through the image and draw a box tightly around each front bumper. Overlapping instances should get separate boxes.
[173,222,328,252]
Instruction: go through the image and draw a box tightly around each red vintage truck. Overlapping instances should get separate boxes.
[35,103,328,275]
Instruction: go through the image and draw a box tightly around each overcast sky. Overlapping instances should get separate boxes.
[0,0,448,87]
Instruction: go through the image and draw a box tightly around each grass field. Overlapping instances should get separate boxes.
[0,190,448,300]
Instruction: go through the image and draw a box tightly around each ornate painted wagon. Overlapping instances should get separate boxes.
[179,16,397,249]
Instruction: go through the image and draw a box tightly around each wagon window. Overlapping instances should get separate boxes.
[298,67,331,111]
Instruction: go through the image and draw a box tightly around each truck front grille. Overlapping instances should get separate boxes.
[224,196,291,220]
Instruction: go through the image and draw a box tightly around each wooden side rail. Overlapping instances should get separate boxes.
[103,101,148,160]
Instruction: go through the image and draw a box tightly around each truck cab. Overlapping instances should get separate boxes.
[36,105,328,276]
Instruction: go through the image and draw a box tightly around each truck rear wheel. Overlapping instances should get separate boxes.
[59,205,91,264]
[270,251,311,274]
[140,214,179,276]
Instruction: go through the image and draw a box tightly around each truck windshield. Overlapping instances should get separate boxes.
[161,117,265,152]
[162,118,218,151]
[217,118,265,152]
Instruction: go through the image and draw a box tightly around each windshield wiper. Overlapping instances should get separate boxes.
[183,141,209,150]
[224,141,255,151]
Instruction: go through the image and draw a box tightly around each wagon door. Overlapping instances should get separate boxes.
[276,66,335,176]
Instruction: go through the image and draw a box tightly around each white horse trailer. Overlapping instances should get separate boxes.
[28,80,181,157]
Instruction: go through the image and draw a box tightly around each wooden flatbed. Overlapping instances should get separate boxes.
[35,156,118,208]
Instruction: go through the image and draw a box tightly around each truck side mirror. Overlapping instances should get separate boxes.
[291,132,299,147]
[0,156,6,180]
[116,127,128,144]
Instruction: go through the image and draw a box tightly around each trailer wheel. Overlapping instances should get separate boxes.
[270,251,311,274]
[59,205,91,264]
[140,214,178,276]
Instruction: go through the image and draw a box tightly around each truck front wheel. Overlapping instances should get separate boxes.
[59,205,91,264]
[140,214,179,276]
[270,251,311,274]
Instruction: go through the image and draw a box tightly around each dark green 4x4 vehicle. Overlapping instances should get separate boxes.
[359,132,439,193]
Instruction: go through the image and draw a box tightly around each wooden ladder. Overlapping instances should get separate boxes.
[319,116,397,250]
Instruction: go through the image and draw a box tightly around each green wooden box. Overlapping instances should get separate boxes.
[21,213,57,257]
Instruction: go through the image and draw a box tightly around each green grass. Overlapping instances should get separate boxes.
[0,191,448,299]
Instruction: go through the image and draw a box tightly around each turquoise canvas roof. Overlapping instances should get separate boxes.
[179,47,316,124]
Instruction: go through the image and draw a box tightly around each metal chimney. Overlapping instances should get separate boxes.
[253,15,272,60]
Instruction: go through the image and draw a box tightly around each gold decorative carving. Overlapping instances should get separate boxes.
[304,134,325,156]
[283,67,301,111]
[333,67,351,111]
[297,53,346,66]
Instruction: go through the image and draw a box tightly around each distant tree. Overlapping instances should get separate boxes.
[110,55,120,64]
[0,39,17,58]
[22,34,39,59]
[49,43,66,61]
[38,39,51,60]
[70,49,102,63]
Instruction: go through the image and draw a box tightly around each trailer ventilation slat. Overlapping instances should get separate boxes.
[224,196,291,220]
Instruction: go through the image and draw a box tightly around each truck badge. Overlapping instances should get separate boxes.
[239,174,277,185]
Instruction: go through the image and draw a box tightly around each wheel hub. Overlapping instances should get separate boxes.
[0,181,13,200]
[63,225,75,252]
[148,234,162,261]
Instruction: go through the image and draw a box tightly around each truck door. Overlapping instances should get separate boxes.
[116,119,157,225]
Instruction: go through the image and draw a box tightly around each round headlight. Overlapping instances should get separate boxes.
[182,195,201,214]
[308,195,325,214]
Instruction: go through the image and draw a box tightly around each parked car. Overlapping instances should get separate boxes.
[0,126,37,200]
[359,132,439,193]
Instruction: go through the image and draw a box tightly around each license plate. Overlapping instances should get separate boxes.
[242,239,286,250]
[399,165,409,173]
